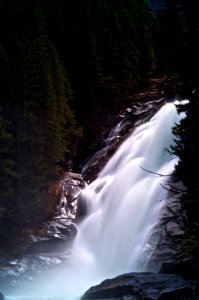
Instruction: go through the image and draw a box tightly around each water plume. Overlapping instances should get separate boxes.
[5,101,186,300]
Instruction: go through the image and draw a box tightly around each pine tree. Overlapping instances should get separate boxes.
[0,32,81,250]
[172,91,199,233]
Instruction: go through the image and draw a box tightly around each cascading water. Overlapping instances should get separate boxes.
[5,100,186,300]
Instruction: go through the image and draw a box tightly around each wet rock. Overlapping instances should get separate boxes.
[144,177,188,272]
[59,171,87,217]
[160,257,199,280]
[81,272,199,300]
[0,251,72,290]
[0,171,86,290]
[76,190,89,222]
[165,221,185,236]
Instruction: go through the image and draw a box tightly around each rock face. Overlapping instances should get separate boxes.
[143,175,188,272]
[81,272,199,300]
[23,172,86,255]
[59,171,86,218]
[0,172,86,291]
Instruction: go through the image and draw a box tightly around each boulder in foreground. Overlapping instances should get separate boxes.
[81,272,199,300]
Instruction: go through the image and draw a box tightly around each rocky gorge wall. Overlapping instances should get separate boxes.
[1,87,198,299]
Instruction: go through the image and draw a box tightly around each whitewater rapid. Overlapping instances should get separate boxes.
[5,100,186,300]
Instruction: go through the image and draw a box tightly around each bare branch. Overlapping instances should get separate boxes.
[160,183,184,194]
[163,182,186,192]
[140,166,186,201]
[140,166,173,177]
[159,182,187,201]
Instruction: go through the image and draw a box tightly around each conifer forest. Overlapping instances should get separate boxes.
[0,0,199,258]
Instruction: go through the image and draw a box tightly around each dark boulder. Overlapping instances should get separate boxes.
[160,257,199,280]
[81,272,199,300]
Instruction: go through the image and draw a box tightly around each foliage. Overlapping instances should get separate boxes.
[160,1,199,238]
[1,0,199,252]
[0,1,81,249]
[172,92,199,234]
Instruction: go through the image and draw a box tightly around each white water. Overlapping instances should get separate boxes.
[5,101,186,300]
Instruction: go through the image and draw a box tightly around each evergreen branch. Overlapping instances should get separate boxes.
[163,147,175,155]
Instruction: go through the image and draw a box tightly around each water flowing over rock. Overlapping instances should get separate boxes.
[81,94,166,183]
[0,172,86,291]
[72,101,185,281]
[2,99,197,300]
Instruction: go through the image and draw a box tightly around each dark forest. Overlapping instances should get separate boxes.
[0,0,199,255]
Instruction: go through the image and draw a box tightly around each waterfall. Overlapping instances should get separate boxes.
[5,100,186,300]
